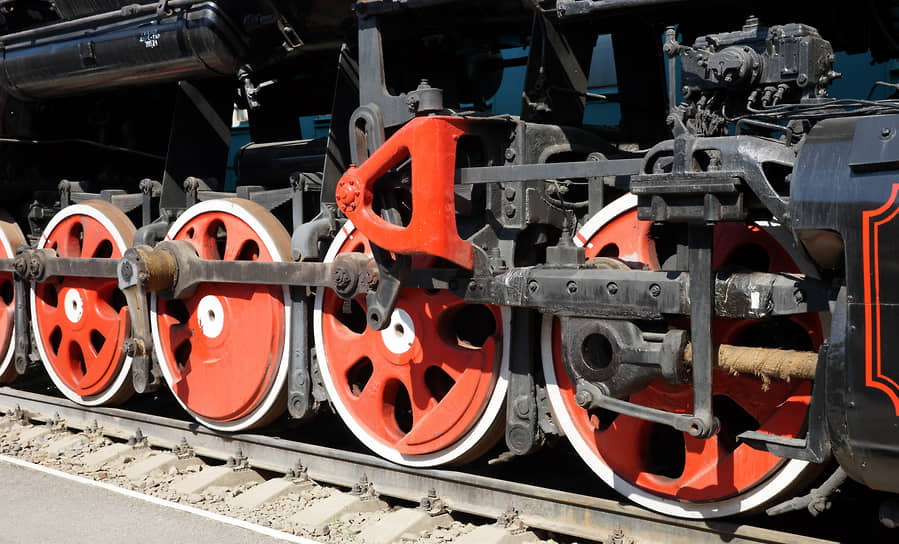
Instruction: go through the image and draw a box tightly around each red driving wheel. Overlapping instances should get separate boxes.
[542,195,823,518]
[314,222,509,467]
[152,199,291,431]
[31,201,135,405]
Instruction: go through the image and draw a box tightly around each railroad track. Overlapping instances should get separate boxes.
[0,387,835,544]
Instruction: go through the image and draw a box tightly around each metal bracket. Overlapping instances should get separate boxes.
[505,308,542,456]
[738,345,831,463]
[127,427,149,448]
[349,103,387,165]
[364,244,410,331]
[350,473,379,501]
[356,15,415,131]
[560,318,687,398]
[685,224,719,439]
[419,488,451,516]
[286,459,310,482]
[287,289,319,421]
[172,437,195,459]
[12,246,30,375]
[139,179,162,227]
[156,0,172,18]
[118,245,172,393]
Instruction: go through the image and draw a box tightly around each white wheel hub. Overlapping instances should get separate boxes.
[381,308,415,354]
[64,289,84,324]
[197,295,225,339]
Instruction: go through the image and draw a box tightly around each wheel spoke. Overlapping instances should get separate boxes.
[597,415,653,479]
[222,229,248,261]
[406,363,439,424]
[184,214,220,260]
[82,286,124,332]
[324,321,382,375]
[679,434,728,487]
[35,298,67,333]
[427,336,492,381]
[348,367,393,435]
[71,328,103,384]
[167,323,193,349]
[79,225,109,259]
[54,220,83,258]
[714,374,787,425]
[352,377,384,415]
[91,329,118,365]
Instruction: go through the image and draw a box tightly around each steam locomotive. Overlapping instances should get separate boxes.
[0,0,897,522]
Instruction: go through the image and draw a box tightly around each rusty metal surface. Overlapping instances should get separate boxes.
[0,387,836,544]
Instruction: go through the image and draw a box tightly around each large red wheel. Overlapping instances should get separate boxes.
[313,222,510,467]
[31,201,136,405]
[151,199,291,431]
[0,212,26,384]
[542,194,824,518]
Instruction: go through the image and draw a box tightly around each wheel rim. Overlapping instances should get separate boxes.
[31,201,135,405]
[0,213,25,383]
[151,199,291,431]
[542,194,822,518]
[313,222,510,467]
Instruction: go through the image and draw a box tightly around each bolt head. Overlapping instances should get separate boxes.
[504,148,516,161]
[527,280,539,293]
[574,390,593,407]
[28,257,42,277]
[365,271,379,289]
[333,267,351,290]
[122,339,137,357]
[335,175,363,214]
[515,397,531,417]
[606,282,618,295]
[566,281,578,294]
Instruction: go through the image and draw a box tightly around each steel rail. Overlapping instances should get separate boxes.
[0,387,835,544]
